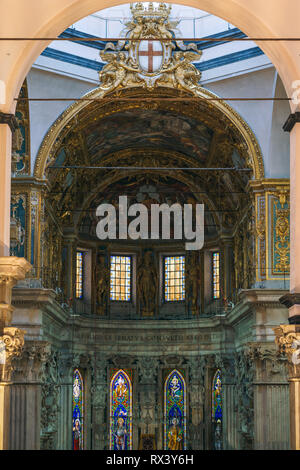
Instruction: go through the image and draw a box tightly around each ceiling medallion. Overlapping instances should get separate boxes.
[98,2,203,93]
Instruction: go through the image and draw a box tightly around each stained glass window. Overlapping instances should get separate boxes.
[164,370,186,450]
[212,369,222,422]
[164,256,185,302]
[72,369,84,450]
[110,255,131,301]
[110,370,132,450]
[212,252,220,299]
[212,369,222,450]
[76,251,84,299]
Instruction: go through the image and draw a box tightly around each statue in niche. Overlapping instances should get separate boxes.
[187,252,200,315]
[95,254,109,315]
[137,251,157,316]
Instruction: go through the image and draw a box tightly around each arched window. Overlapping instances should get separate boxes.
[110,369,132,450]
[212,369,222,450]
[164,369,186,450]
[72,369,84,450]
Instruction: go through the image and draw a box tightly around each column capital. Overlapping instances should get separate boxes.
[274,324,300,379]
[0,256,32,280]
[0,257,32,327]
[13,340,51,383]
[0,112,18,133]
[0,327,25,382]
[283,112,300,132]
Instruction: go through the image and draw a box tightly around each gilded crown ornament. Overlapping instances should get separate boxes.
[98,3,203,93]
[130,2,171,20]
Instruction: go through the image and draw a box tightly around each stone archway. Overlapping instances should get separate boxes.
[34,87,264,181]
[1,0,300,450]
[0,0,300,113]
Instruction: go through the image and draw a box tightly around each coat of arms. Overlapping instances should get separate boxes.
[98,2,203,94]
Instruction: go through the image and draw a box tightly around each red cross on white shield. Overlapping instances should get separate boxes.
[138,40,164,73]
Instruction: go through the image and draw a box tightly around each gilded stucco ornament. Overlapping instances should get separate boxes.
[274,325,300,379]
[98,3,202,92]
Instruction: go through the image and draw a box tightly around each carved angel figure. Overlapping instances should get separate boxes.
[292,339,300,366]
[99,51,141,91]
[174,52,202,89]
[125,17,144,40]
[157,51,202,90]
[99,52,126,89]
[156,18,174,39]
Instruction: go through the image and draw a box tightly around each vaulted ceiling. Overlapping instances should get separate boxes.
[45,87,255,240]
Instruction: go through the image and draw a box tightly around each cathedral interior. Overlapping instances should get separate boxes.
[1,1,296,451]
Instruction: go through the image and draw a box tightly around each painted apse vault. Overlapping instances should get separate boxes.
[7,2,292,451]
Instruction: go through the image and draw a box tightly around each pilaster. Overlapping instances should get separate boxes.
[91,353,108,450]
[275,324,300,450]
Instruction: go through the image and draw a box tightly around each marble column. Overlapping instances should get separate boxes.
[0,115,16,257]
[187,356,205,450]
[250,344,289,450]
[218,356,238,450]
[0,115,34,451]
[0,327,24,449]
[136,357,159,449]
[275,324,300,450]
[278,115,300,449]
[0,114,32,329]
[63,233,78,305]
[0,334,50,449]
[91,353,108,450]
[0,256,31,450]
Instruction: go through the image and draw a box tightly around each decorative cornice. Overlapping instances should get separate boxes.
[283,112,300,133]
[280,293,300,310]
[248,178,290,193]
[0,112,18,132]
[288,316,300,325]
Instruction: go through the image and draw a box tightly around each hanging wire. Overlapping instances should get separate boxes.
[2,36,300,41]
[14,97,291,102]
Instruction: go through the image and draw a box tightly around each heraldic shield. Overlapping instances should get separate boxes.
[98,3,203,93]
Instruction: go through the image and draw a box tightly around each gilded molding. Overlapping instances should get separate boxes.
[34,86,264,181]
